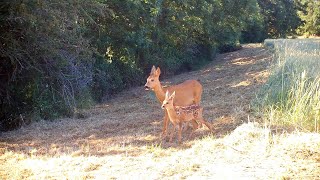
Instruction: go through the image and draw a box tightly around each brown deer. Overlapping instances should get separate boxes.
[161,91,212,143]
[144,65,203,139]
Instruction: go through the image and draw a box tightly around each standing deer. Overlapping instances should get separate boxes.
[144,66,203,139]
[161,91,213,143]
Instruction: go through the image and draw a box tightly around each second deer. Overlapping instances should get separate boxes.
[161,91,213,143]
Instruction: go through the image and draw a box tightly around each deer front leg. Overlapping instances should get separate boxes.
[169,122,176,143]
[161,111,170,140]
[178,122,183,144]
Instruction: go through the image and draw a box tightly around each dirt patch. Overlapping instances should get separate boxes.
[1,44,319,179]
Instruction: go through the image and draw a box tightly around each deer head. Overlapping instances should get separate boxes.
[144,65,161,91]
[161,91,175,109]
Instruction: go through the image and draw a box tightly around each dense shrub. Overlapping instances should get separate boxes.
[298,0,320,36]
[0,0,95,130]
[0,0,317,131]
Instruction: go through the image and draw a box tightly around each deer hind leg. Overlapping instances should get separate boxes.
[183,120,198,132]
[188,120,196,139]
[193,87,203,129]
[195,119,203,129]
[191,119,199,130]
[193,83,202,105]
[198,118,213,132]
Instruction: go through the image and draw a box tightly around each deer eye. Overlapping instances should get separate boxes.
[151,79,154,82]
[166,102,169,104]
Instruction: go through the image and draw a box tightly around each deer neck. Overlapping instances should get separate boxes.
[166,106,178,121]
[153,82,165,103]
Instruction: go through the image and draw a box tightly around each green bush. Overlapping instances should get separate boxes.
[3,0,296,131]
[92,53,143,101]
[0,0,95,130]
[298,0,320,36]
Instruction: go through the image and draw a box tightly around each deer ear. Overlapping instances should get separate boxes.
[165,90,170,99]
[150,65,156,74]
[170,91,176,100]
[155,67,161,76]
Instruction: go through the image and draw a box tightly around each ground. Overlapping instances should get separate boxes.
[1,44,320,179]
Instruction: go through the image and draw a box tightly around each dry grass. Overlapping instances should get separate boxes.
[259,39,320,132]
[1,44,319,179]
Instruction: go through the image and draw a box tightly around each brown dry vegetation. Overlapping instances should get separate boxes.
[1,44,320,179]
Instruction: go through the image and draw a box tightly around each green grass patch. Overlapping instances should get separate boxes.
[254,39,320,132]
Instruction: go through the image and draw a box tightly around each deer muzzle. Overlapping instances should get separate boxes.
[144,84,150,90]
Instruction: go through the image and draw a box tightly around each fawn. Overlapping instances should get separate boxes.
[161,91,213,143]
[145,66,203,139]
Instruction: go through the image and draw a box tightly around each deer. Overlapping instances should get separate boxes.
[161,91,213,143]
[144,65,203,140]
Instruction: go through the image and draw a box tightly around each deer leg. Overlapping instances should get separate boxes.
[193,91,203,129]
[178,122,183,144]
[197,119,204,129]
[188,120,196,139]
[198,118,213,132]
[161,111,170,140]
[191,119,199,130]
[169,122,176,143]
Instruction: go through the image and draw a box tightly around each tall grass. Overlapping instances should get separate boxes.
[254,39,320,132]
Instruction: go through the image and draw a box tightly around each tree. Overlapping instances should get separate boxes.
[257,0,302,38]
[0,0,263,131]
[0,0,100,130]
[298,0,320,36]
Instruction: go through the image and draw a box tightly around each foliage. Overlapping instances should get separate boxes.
[298,0,320,36]
[0,0,97,130]
[241,0,303,42]
[240,12,266,43]
[0,0,260,130]
[0,0,319,131]
[257,0,302,38]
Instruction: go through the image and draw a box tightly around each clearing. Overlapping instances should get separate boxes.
[1,44,320,179]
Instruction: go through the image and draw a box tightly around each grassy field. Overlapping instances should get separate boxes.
[1,44,320,179]
[256,39,320,132]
